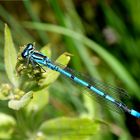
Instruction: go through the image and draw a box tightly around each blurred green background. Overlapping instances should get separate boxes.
[0,0,140,140]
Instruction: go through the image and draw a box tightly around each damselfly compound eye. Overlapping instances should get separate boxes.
[21,43,34,58]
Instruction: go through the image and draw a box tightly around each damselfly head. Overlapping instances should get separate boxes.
[21,43,34,58]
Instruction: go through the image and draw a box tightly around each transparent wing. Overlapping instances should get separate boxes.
[84,90,124,114]
[54,62,130,102]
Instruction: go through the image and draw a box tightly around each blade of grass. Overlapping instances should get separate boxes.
[100,2,139,58]
[125,0,140,31]
[48,0,100,78]
[0,5,34,43]
[47,0,83,71]
[23,1,48,44]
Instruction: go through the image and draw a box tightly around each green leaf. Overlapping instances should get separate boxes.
[40,43,52,58]
[39,117,100,139]
[8,91,33,110]
[4,24,18,87]
[26,88,49,113]
[39,52,71,87]
[0,113,16,139]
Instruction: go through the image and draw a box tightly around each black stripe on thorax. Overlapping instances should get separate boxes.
[32,52,46,60]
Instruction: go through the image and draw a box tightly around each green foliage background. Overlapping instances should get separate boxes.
[0,0,140,140]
